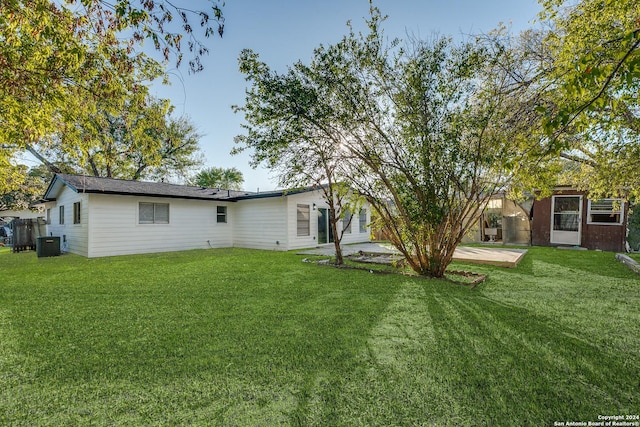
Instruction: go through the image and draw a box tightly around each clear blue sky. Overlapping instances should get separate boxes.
[151,0,543,191]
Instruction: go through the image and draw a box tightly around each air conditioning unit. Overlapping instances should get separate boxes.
[36,236,61,257]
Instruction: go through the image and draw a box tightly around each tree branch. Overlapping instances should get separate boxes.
[560,35,640,133]
[24,144,62,174]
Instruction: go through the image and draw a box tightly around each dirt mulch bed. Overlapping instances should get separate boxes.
[302,254,487,288]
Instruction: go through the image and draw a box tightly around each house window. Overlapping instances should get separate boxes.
[73,202,81,224]
[139,202,170,224]
[486,198,503,209]
[587,199,624,225]
[359,209,367,233]
[297,204,310,236]
[217,206,227,223]
[59,205,64,225]
[46,208,51,224]
[342,210,352,234]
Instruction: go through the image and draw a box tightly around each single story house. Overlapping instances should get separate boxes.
[531,187,628,252]
[0,208,44,223]
[40,174,371,258]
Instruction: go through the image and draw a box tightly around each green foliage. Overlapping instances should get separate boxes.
[532,0,640,199]
[108,0,225,73]
[0,165,52,211]
[235,9,540,277]
[0,247,638,424]
[233,47,366,265]
[627,204,640,251]
[0,0,224,193]
[193,166,245,190]
[539,0,639,120]
[35,100,204,181]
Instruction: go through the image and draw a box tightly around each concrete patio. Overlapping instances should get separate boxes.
[298,242,527,268]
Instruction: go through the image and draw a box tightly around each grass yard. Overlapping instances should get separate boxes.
[0,246,638,426]
[628,252,640,263]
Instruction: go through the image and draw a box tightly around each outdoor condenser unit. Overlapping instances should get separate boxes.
[36,236,61,257]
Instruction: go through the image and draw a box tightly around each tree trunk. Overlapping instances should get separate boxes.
[133,164,146,180]
[332,220,343,265]
[88,158,100,177]
[327,206,344,265]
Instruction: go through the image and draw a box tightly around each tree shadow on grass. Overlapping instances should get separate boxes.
[3,248,638,425]
[294,279,639,426]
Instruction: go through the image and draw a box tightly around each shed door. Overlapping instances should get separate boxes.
[550,195,582,246]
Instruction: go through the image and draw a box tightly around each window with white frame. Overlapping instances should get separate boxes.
[59,205,64,225]
[217,206,227,223]
[46,208,51,224]
[359,209,367,233]
[73,202,81,224]
[486,198,503,209]
[139,202,170,224]
[587,199,624,225]
[342,210,352,234]
[297,204,310,236]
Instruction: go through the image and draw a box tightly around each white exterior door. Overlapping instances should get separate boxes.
[550,195,582,246]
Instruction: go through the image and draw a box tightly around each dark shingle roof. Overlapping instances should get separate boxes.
[45,174,256,201]
[228,184,329,201]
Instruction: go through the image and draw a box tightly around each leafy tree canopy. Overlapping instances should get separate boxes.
[539,0,639,126]
[193,167,245,190]
[235,9,541,277]
[533,0,640,199]
[37,101,205,182]
[0,165,52,212]
[0,0,224,193]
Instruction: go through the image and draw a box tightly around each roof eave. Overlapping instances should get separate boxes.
[80,189,238,202]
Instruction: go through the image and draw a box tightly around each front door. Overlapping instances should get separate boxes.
[317,208,334,244]
[551,195,582,245]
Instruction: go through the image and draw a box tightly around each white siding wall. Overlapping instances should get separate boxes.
[44,188,89,256]
[44,185,371,257]
[232,197,289,250]
[37,194,224,257]
[338,206,371,245]
[286,191,328,249]
[285,191,371,250]
[286,192,321,250]
[84,194,233,257]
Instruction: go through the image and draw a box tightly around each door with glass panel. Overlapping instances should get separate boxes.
[317,208,334,244]
[550,195,582,245]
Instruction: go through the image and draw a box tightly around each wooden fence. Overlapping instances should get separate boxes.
[11,218,46,253]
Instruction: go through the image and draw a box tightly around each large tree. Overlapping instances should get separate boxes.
[538,0,639,131]
[530,0,640,199]
[236,10,538,277]
[193,167,245,190]
[234,53,362,265]
[0,0,224,192]
[0,165,52,212]
[35,98,204,181]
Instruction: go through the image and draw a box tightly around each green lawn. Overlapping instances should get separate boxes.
[628,252,640,262]
[0,246,638,426]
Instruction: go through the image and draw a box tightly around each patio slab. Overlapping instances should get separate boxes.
[298,243,527,268]
[453,246,527,268]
